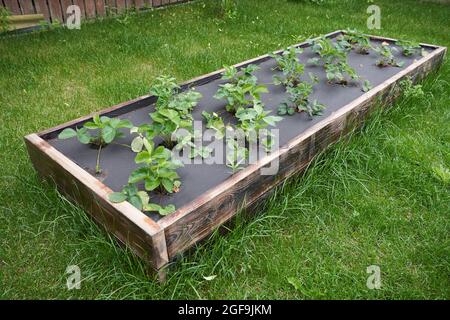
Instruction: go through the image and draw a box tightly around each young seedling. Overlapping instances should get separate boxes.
[308,36,359,85]
[173,130,213,159]
[109,184,176,216]
[304,100,326,117]
[277,82,327,118]
[277,82,312,114]
[150,75,180,109]
[341,29,372,54]
[235,101,282,142]
[396,40,422,57]
[362,79,373,92]
[139,76,202,149]
[58,115,133,173]
[202,111,226,139]
[221,64,260,86]
[225,137,248,173]
[129,138,183,194]
[374,42,404,67]
[270,46,305,87]
[214,81,268,113]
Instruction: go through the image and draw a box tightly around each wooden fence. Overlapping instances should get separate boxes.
[0,1,188,23]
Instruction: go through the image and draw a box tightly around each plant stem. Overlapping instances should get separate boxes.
[95,144,103,174]
[111,142,131,149]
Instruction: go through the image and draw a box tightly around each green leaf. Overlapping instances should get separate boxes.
[92,114,101,125]
[131,137,144,153]
[102,126,116,144]
[118,119,133,128]
[135,151,151,164]
[129,195,143,211]
[161,179,174,193]
[108,192,127,203]
[137,191,150,206]
[159,204,176,216]
[58,128,77,140]
[128,169,147,184]
[143,203,162,213]
[76,128,91,144]
[83,121,98,129]
[144,178,160,191]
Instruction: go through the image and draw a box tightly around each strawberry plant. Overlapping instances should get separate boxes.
[396,40,422,57]
[215,64,267,113]
[308,36,359,85]
[150,75,180,109]
[109,184,176,216]
[58,115,133,173]
[138,76,203,148]
[374,43,404,67]
[340,29,372,54]
[221,64,260,86]
[128,138,183,194]
[225,137,248,173]
[362,79,373,92]
[202,111,227,139]
[235,101,282,142]
[270,46,305,87]
[277,82,326,118]
[214,81,268,113]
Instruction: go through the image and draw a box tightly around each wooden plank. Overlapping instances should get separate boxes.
[24,134,169,273]
[33,0,50,21]
[18,0,35,14]
[60,0,73,23]
[159,45,447,259]
[3,0,21,15]
[116,0,125,12]
[73,0,85,18]
[94,0,106,16]
[134,0,145,9]
[153,0,161,7]
[84,0,96,18]
[125,0,133,9]
[104,0,114,15]
[48,0,63,23]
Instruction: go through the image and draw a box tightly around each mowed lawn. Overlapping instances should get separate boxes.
[0,0,449,299]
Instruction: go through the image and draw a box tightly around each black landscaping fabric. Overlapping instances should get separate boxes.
[47,36,433,221]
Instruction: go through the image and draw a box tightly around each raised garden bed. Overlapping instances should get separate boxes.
[24,30,446,280]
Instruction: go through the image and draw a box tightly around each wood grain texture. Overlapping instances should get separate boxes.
[18,0,35,14]
[24,134,169,270]
[60,0,73,23]
[94,0,106,16]
[134,0,145,9]
[84,0,97,18]
[47,0,63,23]
[33,0,50,21]
[115,0,125,12]
[4,0,21,14]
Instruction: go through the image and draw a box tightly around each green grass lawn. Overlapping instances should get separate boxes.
[0,0,449,299]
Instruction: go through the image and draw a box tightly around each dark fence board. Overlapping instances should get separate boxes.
[2,0,189,23]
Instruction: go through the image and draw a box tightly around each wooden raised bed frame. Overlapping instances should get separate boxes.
[24,31,446,281]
